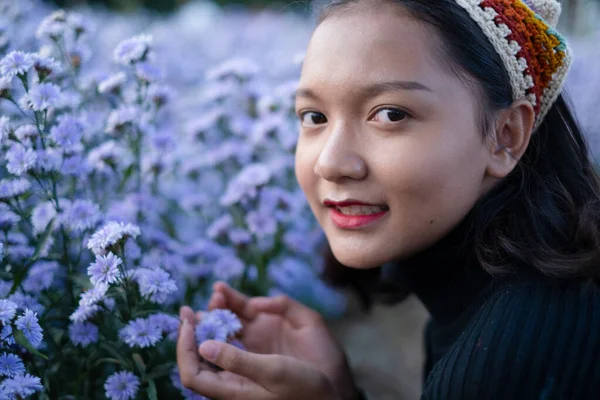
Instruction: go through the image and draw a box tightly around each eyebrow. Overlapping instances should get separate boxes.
[295,80,433,100]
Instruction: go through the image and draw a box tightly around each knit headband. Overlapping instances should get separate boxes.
[454,0,572,131]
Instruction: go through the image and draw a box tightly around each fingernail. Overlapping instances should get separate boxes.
[200,341,219,361]
[181,318,188,327]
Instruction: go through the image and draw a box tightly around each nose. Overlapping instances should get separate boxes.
[314,122,367,182]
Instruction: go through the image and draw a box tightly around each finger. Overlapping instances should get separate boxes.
[177,318,203,387]
[179,306,195,325]
[180,367,267,400]
[208,291,227,311]
[213,282,254,319]
[199,340,282,385]
[247,295,322,328]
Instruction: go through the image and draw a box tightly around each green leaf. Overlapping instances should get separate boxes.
[14,329,49,360]
[147,379,158,400]
[32,218,56,261]
[92,358,125,368]
[133,353,146,375]
[146,362,175,381]
[100,343,131,369]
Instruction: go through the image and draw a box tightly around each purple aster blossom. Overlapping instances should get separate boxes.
[5,144,37,176]
[7,293,44,315]
[79,282,109,307]
[207,214,234,239]
[148,313,180,341]
[14,124,38,142]
[0,243,3,261]
[0,299,17,324]
[69,304,100,323]
[61,154,89,177]
[26,82,62,111]
[0,281,11,298]
[245,211,278,239]
[50,115,84,151]
[205,57,259,82]
[87,221,140,256]
[119,317,162,348]
[88,252,122,285]
[136,268,178,304]
[104,371,140,400]
[147,84,173,107]
[87,141,132,173]
[98,71,127,94]
[31,201,56,234]
[0,76,12,97]
[1,325,15,346]
[15,309,43,348]
[135,62,162,82]
[0,353,25,377]
[0,204,20,230]
[68,322,99,347]
[212,254,245,281]
[228,228,252,245]
[105,105,138,134]
[220,163,271,206]
[31,53,59,80]
[0,178,31,198]
[1,373,43,398]
[23,261,59,292]
[63,199,101,232]
[36,10,67,41]
[35,147,63,172]
[195,318,228,345]
[0,116,11,144]
[203,309,242,336]
[114,34,152,65]
[0,50,34,78]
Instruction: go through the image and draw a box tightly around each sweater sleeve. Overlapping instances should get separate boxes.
[421,281,600,400]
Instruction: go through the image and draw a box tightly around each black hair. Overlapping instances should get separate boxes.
[315,0,600,309]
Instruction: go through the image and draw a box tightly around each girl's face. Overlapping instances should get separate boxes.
[294,5,499,268]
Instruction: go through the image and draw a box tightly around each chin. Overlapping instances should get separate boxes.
[329,244,392,269]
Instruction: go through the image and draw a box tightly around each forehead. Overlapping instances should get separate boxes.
[301,6,445,90]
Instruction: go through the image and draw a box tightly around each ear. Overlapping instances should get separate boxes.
[485,99,535,179]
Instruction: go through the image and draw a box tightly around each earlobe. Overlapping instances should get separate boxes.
[485,99,535,179]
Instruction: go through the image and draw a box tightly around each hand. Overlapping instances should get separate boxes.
[177,307,340,400]
[198,282,361,400]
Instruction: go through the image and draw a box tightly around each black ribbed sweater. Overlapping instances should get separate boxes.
[375,219,600,399]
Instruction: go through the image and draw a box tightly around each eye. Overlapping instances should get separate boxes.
[371,108,408,124]
[299,111,327,127]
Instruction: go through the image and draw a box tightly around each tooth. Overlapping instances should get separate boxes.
[337,205,387,215]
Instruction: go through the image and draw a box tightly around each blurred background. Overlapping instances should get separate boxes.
[9,1,600,399]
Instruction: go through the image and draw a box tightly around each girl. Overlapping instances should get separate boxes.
[177,0,600,398]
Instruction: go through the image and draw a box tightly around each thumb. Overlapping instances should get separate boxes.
[199,340,282,385]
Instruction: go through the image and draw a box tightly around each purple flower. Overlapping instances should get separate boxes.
[31,201,56,234]
[148,313,180,341]
[7,293,44,315]
[68,322,99,347]
[0,50,34,78]
[0,178,30,198]
[79,283,109,307]
[70,304,100,323]
[207,214,234,239]
[136,268,178,304]
[0,300,17,324]
[87,221,140,256]
[5,144,37,176]
[0,243,3,262]
[64,199,101,232]
[36,10,67,40]
[0,353,25,377]
[105,106,138,134]
[36,148,63,171]
[203,309,242,336]
[98,72,127,94]
[26,82,62,111]
[135,62,162,82]
[245,211,278,239]
[88,252,122,286]
[14,124,38,142]
[195,318,228,345]
[120,318,162,348]
[212,255,245,281]
[205,57,259,81]
[50,115,84,151]
[0,116,11,144]
[1,325,15,346]
[228,228,252,245]
[1,373,43,398]
[104,371,140,400]
[15,309,43,348]
[23,261,59,292]
[114,34,152,65]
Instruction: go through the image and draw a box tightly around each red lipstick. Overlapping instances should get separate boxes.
[324,200,389,230]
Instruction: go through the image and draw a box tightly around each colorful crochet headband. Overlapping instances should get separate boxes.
[454,0,572,131]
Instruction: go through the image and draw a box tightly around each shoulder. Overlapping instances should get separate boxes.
[422,278,600,400]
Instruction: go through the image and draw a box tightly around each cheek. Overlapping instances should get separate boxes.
[294,139,317,204]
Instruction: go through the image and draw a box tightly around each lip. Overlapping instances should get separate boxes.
[324,199,389,230]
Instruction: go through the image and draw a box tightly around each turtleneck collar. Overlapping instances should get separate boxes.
[381,213,494,325]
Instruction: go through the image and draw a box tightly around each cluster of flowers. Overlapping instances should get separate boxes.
[0,1,345,398]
